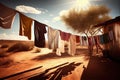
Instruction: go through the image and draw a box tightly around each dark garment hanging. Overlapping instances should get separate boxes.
[104,33,110,44]
[94,36,98,45]
[34,21,47,48]
[99,35,104,44]
[0,3,16,29]
[83,36,87,41]
[59,30,71,41]
[81,36,88,46]
[100,33,110,44]
[88,37,92,46]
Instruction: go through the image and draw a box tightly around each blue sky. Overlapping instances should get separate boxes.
[0,0,120,40]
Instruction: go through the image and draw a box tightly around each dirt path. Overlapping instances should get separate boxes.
[0,46,89,80]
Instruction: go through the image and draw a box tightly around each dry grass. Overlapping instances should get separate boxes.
[0,40,34,57]
[7,42,34,52]
[0,44,9,48]
[0,57,13,68]
[32,47,41,53]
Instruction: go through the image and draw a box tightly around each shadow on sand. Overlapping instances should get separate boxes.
[27,62,82,80]
[32,48,89,61]
[81,56,120,80]
[32,52,70,61]
[1,66,43,80]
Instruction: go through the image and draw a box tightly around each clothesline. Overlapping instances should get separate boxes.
[0,3,115,49]
[0,3,102,38]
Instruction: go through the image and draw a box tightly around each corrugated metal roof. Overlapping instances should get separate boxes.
[94,16,120,27]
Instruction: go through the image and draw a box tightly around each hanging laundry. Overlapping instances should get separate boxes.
[0,3,16,29]
[103,33,110,44]
[34,21,47,48]
[94,36,103,53]
[99,33,110,44]
[99,35,104,44]
[88,36,94,53]
[81,36,84,46]
[82,36,88,46]
[57,30,71,55]
[97,35,101,44]
[56,36,65,56]
[58,36,65,53]
[19,13,33,40]
[94,36,99,45]
[109,30,114,41]
[88,37,94,46]
[59,30,71,41]
[76,35,80,43]
[68,35,76,56]
[79,36,83,46]
[91,36,95,46]
[48,27,59,50]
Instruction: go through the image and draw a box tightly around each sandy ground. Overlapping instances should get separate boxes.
[0,40,90,80]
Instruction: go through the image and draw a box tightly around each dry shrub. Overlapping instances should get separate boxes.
[7,42,34,52]
[0,50,6,57]
[33,47,41,53]
[0,44,9,48]
[0,58,13,68]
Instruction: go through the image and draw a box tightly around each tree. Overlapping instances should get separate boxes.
[60,5,111,54]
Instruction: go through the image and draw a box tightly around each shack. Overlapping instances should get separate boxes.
[94,16,120,60]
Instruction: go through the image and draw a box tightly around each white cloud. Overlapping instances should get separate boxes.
[39,8,48,14]
[52,10,68,22]
[43,20,49,23]
[53,17,61,22]
[59,10,68,16]
[49,14,54,17]
[0,33,28,40]
[16,5,41,14]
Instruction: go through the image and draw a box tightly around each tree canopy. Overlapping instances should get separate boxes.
[60,5,111,35]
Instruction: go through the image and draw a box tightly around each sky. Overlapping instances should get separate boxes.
[0,0,120,40]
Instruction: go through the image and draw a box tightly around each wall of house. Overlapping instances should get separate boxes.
[103,24,114,50]
[109,23,120,60]
[102,23,120,60]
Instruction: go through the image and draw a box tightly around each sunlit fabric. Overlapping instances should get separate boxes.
[68,35,76,56]
[57,36,65,55]
[19,13,33,40]
[48,27,59,50]
[0,3,16,29]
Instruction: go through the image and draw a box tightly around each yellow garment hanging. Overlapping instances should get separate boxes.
[19,13,33,40]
